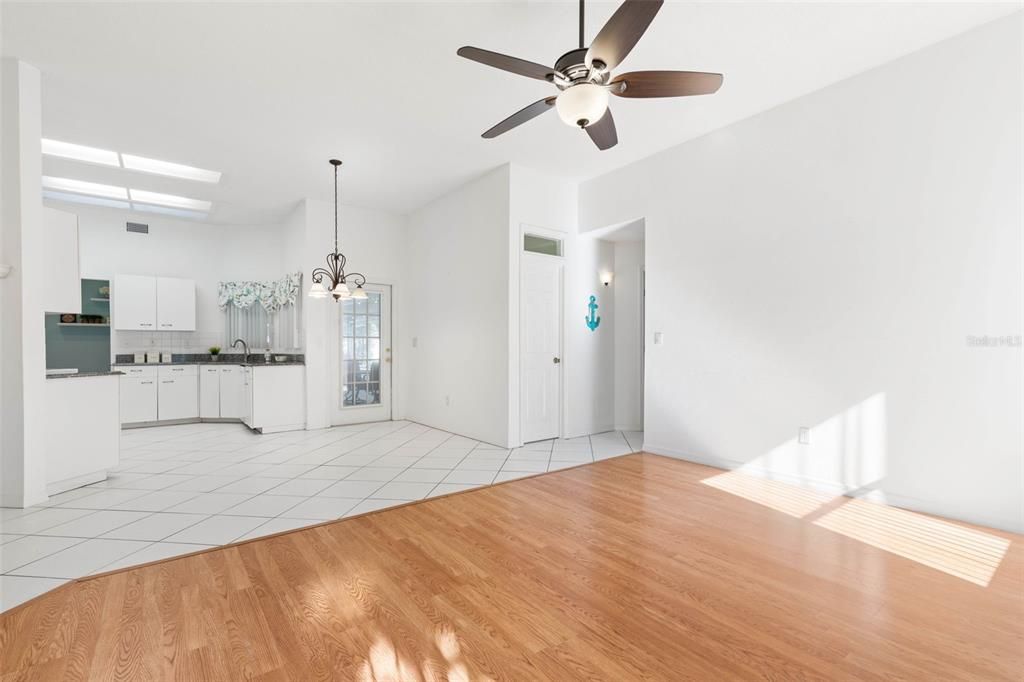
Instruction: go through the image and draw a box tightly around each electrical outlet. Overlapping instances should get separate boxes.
[798,427,811,445]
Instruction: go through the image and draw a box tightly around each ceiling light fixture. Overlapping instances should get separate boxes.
[42,176,128,200]
[308,159,366,301]
[41,139,120,167]
[121,154,222,183]
[128,189,212,211]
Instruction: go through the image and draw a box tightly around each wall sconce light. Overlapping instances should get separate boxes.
[600,271,613,287]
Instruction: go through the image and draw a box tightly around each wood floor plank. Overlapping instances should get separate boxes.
[2,453,1021,680]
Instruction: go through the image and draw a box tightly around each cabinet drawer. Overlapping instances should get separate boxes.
[116,365,157,378]
[159,365,198,379]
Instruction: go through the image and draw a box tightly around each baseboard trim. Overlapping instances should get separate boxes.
[643,443,1022,534]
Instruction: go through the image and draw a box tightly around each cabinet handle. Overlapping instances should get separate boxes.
[140,381,153,385]
[160,323,172,327]
[161,380,174,384]
[140,323,153,327]
[171,368,184,372]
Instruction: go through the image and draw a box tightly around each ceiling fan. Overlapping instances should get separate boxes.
[457,0,723,150]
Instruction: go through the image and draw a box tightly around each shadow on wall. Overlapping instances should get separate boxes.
[700,392,1010,587]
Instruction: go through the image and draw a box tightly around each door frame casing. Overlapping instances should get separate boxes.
[518,226,566,444]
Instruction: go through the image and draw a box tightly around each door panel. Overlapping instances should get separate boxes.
[331,284,392,425]
[521,255,562,442]
[113,275,156,330]
[199,366,220,418]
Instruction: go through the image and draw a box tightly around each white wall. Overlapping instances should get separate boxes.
[292,199,408,429]
[405,165,511,446]
[613,239,644,431]
[565,234,615,437]
[1,59,47,507]
[579,16,1023,531]
[69,205,287,356]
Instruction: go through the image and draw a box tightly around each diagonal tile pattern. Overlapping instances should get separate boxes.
[0,421,641,611]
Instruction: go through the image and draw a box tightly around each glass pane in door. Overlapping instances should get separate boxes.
[341,292,383,408]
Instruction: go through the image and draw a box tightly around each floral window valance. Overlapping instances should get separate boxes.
[218,272,302,313]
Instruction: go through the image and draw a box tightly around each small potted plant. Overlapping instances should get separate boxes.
[209,346,221,361]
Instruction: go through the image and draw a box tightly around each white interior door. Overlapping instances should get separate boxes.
[521,255,562,443]
[331,284,392,425]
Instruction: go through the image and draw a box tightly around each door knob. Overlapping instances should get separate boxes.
[553,357,561,364]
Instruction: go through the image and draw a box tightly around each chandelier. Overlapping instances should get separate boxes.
[308,159,366,301]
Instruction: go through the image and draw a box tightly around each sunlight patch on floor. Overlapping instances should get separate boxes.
[701,470,836,518]
[812,498,1010,587]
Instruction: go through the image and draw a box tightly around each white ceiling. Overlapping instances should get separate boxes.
[3,1,1018,224]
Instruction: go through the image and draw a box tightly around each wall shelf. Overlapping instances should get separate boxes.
[57,323,110,327]
[89,297,110,303]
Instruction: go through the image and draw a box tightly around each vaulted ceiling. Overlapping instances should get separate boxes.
[3,2,1017,223]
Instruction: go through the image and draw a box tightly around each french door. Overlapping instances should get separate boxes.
[330,283,392,425]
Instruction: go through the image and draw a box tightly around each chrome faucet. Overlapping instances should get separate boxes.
[231,338,249,362]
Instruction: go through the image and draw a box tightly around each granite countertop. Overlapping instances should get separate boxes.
[46,371,125,379]
[112,361,306,367]
[113,352,305,368]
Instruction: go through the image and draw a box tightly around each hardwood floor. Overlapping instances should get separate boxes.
[1,453,1020,681]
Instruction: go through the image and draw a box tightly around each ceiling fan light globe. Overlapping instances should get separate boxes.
[555,83,609,129]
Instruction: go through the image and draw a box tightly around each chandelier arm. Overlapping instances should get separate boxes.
[345,272,367,286]
[311,267,335,285]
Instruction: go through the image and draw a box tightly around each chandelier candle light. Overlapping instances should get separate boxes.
[308,159,367,301]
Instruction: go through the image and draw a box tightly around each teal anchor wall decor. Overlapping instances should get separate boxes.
[585,295,601,331]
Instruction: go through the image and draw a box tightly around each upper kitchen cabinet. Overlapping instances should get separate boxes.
[42,207,81,314]
[113,274,156,330]
[156,276,196,330]
[113,275,195,331]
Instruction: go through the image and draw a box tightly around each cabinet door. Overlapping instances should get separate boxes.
[120,376,158,424]
[218,366,245,419]
[199,366,221,418]
[113,275,156,330]
[240,367,253,427]
[158,372,199,421]
[156,277,196,331]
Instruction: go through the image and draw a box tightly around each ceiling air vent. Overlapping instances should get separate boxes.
[126,222,149,234]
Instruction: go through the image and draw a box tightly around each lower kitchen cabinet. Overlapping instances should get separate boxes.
[157,365,198,421]
[117,363,301,432]
[219,366,246,419]
[199,365,246,419]
[119,366,158,424]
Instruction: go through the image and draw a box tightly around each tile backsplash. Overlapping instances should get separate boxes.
[114,330,225,355]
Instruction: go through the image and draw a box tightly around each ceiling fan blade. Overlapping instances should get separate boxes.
[586,109,618,150]
[482,98,557,138]
[610,70,723,98]
[585,0,664,72]
[457,46,556,82]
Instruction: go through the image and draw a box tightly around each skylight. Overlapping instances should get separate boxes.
[128,189,212,211]
[130,203,209,220]
[41,139,222,184]
[42,190,130,211]
[40,139,120,167]
[41,176,128,200]
[121,154,221,183]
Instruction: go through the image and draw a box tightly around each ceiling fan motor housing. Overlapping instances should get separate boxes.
[554,48,610,88]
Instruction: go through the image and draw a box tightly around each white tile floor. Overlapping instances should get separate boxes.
[0,420,642,611]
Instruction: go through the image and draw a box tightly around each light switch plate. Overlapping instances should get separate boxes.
[653,332,664,345]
